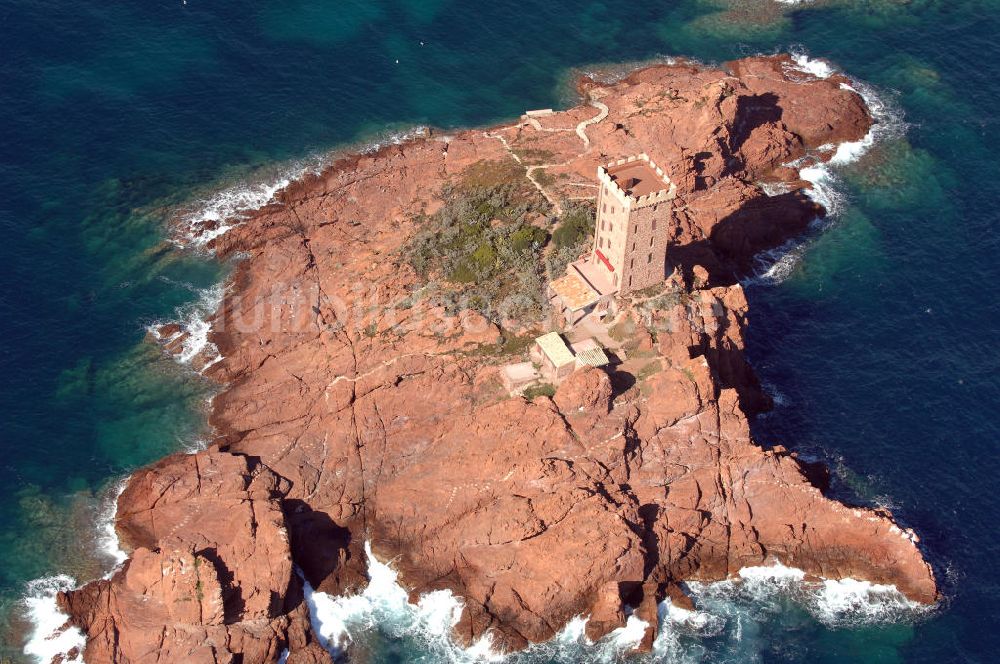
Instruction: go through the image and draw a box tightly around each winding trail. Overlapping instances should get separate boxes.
[576,100,609,150]
[486,96,610,217]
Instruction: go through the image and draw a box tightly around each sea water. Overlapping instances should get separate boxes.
[2,1,998,662]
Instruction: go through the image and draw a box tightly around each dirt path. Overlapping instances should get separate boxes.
[576,100,609,150]
[487,96,610,218]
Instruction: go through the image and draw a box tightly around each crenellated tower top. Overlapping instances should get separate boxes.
[597,153,677,209]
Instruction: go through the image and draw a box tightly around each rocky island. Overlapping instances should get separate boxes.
[54,55,937,663]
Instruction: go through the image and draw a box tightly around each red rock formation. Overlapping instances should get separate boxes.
[55,55,936,663]
[58,453,328,662]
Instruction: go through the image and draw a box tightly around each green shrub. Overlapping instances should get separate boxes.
[545,202,595,278]
[511,226,547,253]
[403,180,551,324]
[523,383,556,400]
[552,203,594,249]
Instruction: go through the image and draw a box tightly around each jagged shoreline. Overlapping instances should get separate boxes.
[39,54,936,664]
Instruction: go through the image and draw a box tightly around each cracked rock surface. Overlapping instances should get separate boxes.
[57,56,936,663]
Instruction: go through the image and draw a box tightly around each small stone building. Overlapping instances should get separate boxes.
[570,338,610,370]
[531,332,576,382]
[500,362,541,395]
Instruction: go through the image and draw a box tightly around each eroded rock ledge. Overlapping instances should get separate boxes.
[57,55,936,663]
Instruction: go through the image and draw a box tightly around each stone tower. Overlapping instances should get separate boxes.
[592,153,676,293]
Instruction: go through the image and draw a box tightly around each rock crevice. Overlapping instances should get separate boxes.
[57,55,936,664]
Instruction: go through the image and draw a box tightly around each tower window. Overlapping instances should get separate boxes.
[652,218,657,231]
[649,236,654,247]
[647,252,652,264]
[602,203,607,213]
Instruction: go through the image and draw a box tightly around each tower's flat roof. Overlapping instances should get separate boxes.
[606,161,671,197]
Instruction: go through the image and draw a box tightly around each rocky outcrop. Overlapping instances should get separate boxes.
[58,452,328,662]
[56,55,936,663]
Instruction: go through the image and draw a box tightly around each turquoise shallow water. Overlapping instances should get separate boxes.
[1,0,998,661]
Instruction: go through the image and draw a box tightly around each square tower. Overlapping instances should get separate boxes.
[593,154,676,293]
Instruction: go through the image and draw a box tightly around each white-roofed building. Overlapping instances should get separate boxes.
[531,331,576,382]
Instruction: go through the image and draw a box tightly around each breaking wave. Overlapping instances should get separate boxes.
[181,175,295,247]
[688,562,931,629]
[21,477,132,663]
[96,478,128,570]
[22,576,86,664]
[747,51,904,285]
[294,545,928,663]
[147,283,225,370]
[358,125,430,155]
[300,543,665,663]
[176,125,430,250]
[302,542,501,663]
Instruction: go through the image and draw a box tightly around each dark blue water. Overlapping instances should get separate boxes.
[1,1,997,661]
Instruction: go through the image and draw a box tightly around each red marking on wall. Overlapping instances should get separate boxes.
[596,249,614,272]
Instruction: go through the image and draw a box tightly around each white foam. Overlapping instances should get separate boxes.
[359,126,430,155]
[663,600,725,635]
[301,542,501,662]
[750,240,805,285]
[149,284,225,369]
[789,51,836,79]
[598,614,647,653]
[738,561,807,584]
[22,575,86,664]
[182,175,295,248]
[746,55,904,285]
[178,124,436,249]
[302,543,727,662]
[552,615,590,644]
[686,562,928,628]
[96,479,128,571]
[814,577,923,624]
[758,180,793,197]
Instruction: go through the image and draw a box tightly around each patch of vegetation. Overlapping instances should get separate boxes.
[552,202,594,249]
[457,159,530,191]
[513,147,556,165]
[404,179,551,324]
[636,360,663,382]
[522,383,556,400]
[608,316,637,343]
[533,168,556,188]
[193,556,205,602]
[546,201,595,278]
[497,332,537,357]
[466,330,538,359]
